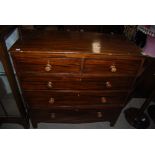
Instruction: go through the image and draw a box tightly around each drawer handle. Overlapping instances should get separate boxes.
[110,64,117,73]
[105,81,112,88]
[48,81,53,88]
[101,97,107,103]
[51,113,55,118]
[45,62,52,72]
[97,112,103,118]
[49,98,55,104]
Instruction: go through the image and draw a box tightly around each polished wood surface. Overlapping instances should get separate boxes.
[11,52,141,75]
[10,30,142,56]
[23,90,127,107]
[20,74,134,90]
[84,58,141,74]
[9,29,143,128]
[30,107,122,127]
[11,53,81,73]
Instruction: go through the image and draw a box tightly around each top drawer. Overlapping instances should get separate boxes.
[83,58,141,75]
[11,53,81,74]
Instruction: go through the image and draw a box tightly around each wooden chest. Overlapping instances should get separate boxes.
[9,30,144,128]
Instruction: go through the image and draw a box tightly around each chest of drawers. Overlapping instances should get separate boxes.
[9,30,144,128]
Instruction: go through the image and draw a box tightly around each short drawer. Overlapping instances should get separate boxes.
[11,53,81,73]
[20,75,134,90]
[83,58,141,75]
[24,91,127,108]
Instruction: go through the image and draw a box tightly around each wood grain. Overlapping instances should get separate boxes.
[84,58,141,74]
[9,29,144,127]
[30,107,122,127]
[24,90,127,108]
[9,30,142,56]
[20,74,134,91]
[11,54,81,73]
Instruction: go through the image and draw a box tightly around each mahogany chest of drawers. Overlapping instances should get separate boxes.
[9,30,144,128]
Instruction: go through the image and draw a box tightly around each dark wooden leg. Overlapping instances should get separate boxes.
[20,116,30,129]
[23,121,30,129]
[110,120,116,127]
[31,120,38,129]
[110,111,121,127]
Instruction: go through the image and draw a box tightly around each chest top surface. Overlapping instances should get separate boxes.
[9,29,142,56]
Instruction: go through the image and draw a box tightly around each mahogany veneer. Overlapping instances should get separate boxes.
[9,30,144,128]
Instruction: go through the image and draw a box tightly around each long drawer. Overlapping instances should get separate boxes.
[24,91,127,108]
[20,75,134,90]
[84,58,141,75]
[29,108,122,123]
[11,53,81,73]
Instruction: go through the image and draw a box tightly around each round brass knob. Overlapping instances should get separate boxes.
[101,97,107,103]
[110,65,117,73]
[47,81,53,88]
[51,113,55,118]
[105,81,112,88]
[49,98,55,104]
[45,63,52,72]
[97,112,102,118]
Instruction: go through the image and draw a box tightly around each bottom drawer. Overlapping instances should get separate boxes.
[29,108,122,124]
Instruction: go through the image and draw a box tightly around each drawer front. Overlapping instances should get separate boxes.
[30,108,122,123]
[24,91,127,108]
[11,53,81,73]
[20,75,134,90]
[84,58,141,75]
